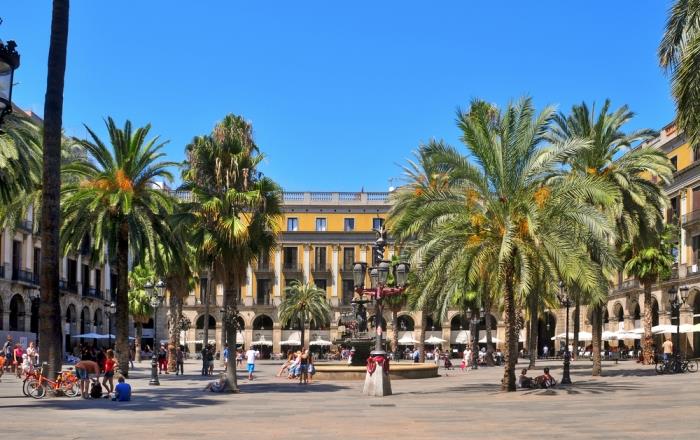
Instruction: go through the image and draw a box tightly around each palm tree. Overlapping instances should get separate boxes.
[548,100,673,375]
[60,118,176,376]
[279,281,331,348]
[659,0,700,148]
[622,226,676,364]
[384,292,406,358]
[180,114,281,391]
[39,0,70,379]
[0,112,41,206]
[390,97,615,391]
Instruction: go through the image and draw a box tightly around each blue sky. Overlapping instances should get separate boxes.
[3,1,674,191]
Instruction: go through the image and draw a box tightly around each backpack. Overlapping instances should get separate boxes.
[90,379,103,399]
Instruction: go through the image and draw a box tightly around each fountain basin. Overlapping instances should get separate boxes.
[313,362,439,380]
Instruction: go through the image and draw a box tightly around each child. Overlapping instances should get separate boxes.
[113,375,131,401]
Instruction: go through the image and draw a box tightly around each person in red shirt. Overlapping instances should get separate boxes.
[13,344,24,378]
[102,349,118,394]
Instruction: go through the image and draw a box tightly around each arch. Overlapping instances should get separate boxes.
[369,315,388,329]
[537,311,557,356]
[613,302,624,322]
[651,297,660,327]
[425,316,436,330]
[252,314,273,330]
[310,316,329,330]
[66,303,77,323]
[235,316,245,330]
[450,314,466,330]
[94,309,104,333]
[632,302,641,320]
[195,314,217,329]
[80,306,91,334]
[9,294,26,331]
[282,318,301,330]
[397,315,415,331]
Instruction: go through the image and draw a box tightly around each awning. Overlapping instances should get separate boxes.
[251,339,273,346]
[309,338,332,346]
[397,332,419,345]
[280,340,301,346]
[424,336,447,344]
[479,336,502,343]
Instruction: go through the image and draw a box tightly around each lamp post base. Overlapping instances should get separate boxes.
[149,355,160,386]
[561,355,572,385]
[362,350,392,397]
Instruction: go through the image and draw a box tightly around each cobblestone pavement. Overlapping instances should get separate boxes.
[0,358,698,439]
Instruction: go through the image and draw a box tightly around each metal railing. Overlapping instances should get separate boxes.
[282,262,302,272]
[13,269,37,285]
[682,209,700,224]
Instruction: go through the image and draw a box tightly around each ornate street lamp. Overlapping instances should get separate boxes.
[104,300,116,348]
[557,281,573,385]
[469,308,484,370]
[668,285,689,358]
[353,227,410,397]
[145,279,166,385]
[0,32,20,127]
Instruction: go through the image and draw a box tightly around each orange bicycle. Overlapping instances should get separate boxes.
[25,367,79,399]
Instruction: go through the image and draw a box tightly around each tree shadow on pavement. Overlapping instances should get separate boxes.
[520,380,642,396]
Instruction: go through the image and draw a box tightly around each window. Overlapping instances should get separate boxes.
[283,247,298,269]
[33,248,41,277]
[315,218,327,232]
[314,247,327,269]
[343,247,355,270]
[344,218,355,232]
[693,236,700,266]
[95,268,101,293]
[668,196,679,222]
[67,259,77,288]
[670,156,678,170]
[372,218,384,230]
[82,264,90,295]
[258,252,270,270]
[315,279,327,290]
[256,279,271,305]
[342,280,355,305]
[287,217,299,231]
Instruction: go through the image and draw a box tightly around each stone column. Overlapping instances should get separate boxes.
[273,246,282,299]
[360,245,368,264]
[2,229,11,279]
[1,311,9,332]
[25,234,33,271]
[245,265,253,306]
[331,245,339,298]
[303,244,311,283]
[272,322,281,354]
[76,255,83,295]
[61,256,68,282]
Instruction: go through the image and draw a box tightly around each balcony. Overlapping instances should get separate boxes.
[311,264,331,276]
[17,219,33,233]
[339,264,355,279]
[617,279,640,291]
[12,269,38,286]
[681,210,700,229]
[281,191,390,206]
[254,262,274,278]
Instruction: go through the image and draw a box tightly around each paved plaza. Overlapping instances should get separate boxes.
[0,358,698,439]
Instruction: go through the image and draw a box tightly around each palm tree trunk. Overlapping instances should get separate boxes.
[471,309,479,368]
[573,296,580,360]
[224,271,241,392]
[501,265,518,391]
[135,323,143,362]
[642,281,654,365]
[203,267,211,352]
[115,221,130,376]
[300,314,306,351]
[38,0,70,380]
[484,295,495,366]
[391,310,399,357]
[418,311,427,362]
[501,263,518,392]
[167,295,179,372]
[591,303,602,376]
[528,290,538,368]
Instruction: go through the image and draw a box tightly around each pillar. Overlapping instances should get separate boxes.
[244,264,253,306]
[25,234,33,271]
[273,246,282,298]
[2,229,11,279]
[331,245,339,298]
[272,322,281,353]
[303,244,311,283]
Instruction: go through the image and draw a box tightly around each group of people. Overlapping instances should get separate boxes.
[73,355,131,401]
[518,367,557,389]
[276,349,315,384]
[1,336,38,379]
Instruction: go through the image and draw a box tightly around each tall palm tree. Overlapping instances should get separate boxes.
[659,0,700,148]
[60,118,176,376]
[279,281,331,348]
[622,226,675,364]
[390,97,615,391]
[180,114,281,391]
[384,292,407,358]
[39,0,70,379]
[548,100,673,375]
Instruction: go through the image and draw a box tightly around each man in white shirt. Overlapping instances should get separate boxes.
[245,348,259,380]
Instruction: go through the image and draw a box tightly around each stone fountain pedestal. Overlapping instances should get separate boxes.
[362,350,392,397]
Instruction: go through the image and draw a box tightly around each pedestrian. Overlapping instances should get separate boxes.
[129,345,135,369]
[223,344,230,371]
[74,359,100,399]
[102,349,117,395]
[298,348,310,384]
[662,336,673,361]
[236,349,244,368]
[175,346,184,375]
[25,341,38,366]
[158,344,168,374]
[13,343,24,377]
[434,347,441,366]
[2,335,14,372]
[208,348,215,376]
[245,346,259,380]
[277,350,294,377]
[201,346,209,376]
[542,345,549,359]
[113,375,131,401]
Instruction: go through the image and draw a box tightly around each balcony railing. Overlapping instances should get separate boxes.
[282,191,390,205]
[282,262,303,272]
[311,264,331,274]
[18,219,33,232]
[618,279,640,290]
[13,269,38,285]
[255,262,273,272]
[682,209,700,226]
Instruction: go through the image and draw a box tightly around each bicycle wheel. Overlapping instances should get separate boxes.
[655,361,665,374]
[26,380,46,399]
[62,380,79,397]
[22,379,31,396]
[688,359,698,373]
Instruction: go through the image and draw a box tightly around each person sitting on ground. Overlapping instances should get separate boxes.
[113,375,131,401]
[518,368,533,388]
[534,367,557,389]
[203,374,227,393]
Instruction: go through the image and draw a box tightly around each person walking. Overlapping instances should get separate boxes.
[222,344,230,371]
[13,343,24,377]
[201,346,209,376]
[662,337,673,361]
[25,341,38,366]
[2,336,13,372]
[175,346,185,375]
[158,344,168,374]
[298,348,310,384]
[245,346,259,380]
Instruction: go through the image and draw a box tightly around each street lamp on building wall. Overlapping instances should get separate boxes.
[557,281,573,385]
[668,285,689,356]
[145,279,166,386]
[0,26,20,127]
[352,227,410,397]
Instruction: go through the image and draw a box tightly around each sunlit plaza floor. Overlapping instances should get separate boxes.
[0,357,698,439]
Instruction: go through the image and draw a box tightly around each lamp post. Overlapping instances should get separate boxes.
[557,281,573,385]
[0,30,20,127]
[105,300,116,348]
[352,227,410,397]
[469,308,484,370]
[145,279,166,386]
[668,285,689,358]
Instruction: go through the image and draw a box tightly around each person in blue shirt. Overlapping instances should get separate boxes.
[113,375,131,401]
[223,344,230,371]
